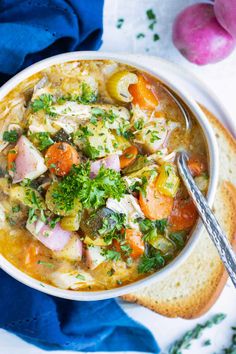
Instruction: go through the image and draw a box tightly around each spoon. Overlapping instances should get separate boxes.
[177,151,236,288]
[162,85,192,131]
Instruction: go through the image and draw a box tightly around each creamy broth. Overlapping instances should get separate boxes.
[0,60,208,290]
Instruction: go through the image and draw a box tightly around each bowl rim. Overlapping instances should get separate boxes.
[0,51,219,301]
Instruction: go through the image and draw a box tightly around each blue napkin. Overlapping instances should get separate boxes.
[0,270,159,352]
[0,0,160,352]
[0,0,104,84]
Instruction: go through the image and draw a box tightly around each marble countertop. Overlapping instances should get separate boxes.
[1,0,235,353]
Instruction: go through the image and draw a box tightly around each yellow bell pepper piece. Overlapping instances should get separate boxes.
[156,163,180,197]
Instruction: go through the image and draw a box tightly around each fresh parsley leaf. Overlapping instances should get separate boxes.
[80,82,97,104]
[37,260,54,268]
[138,251,165,273]
[146,9,156,20]
[116,18,124,29]
[153,33,160,41]
[168,313,226,354]
[31,94,56,116]
[3,130,19,143]
[136,33,145,39]
[12,205,21,213]
[76,274,86,280]
[102,249,121,261]
[169,231,186,249]
[30,132,54,151]
[139,218,168,242]
[52,163,126,212]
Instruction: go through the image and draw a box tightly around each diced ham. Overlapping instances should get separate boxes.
[90,154,120,178]
[26,218,71,251]
[86,246,106,270]
[13,136,47,184]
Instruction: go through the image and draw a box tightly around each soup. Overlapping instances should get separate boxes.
[0,60,208,291]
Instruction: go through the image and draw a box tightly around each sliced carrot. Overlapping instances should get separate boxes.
[139,179,174,220]
[7,147,18,171]
[45,142,79,176]
[169,198,198,231]
[120,145,138,169]
[188,155,207,177]
[129,74,158,110]
[125,229,144,259]
[24,243,40,266]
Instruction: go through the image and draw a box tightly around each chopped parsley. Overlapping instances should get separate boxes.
[102,249,121,262]
[31,94,56,116]
[12,205,21,213]
[134,119,144,131]
[153,33,160,41]
[80,82,97,104]
[52,163,126,212]
[116,18,124,29]
[3,130,19,143]
[107,268,115,276]
[150,131,160,143]
[30,132,54,151]
[136,33,145,39]
[37,260,54,268]
[146,9,156,20]
[168,313,226,354]
[76,274,86,281]
[98,212,126,244]
[169,231,187,249]
[138,251,165,273]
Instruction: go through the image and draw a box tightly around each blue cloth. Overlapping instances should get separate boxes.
[0,0,104,84]
[0,0,160,352]
[0,270,160,352]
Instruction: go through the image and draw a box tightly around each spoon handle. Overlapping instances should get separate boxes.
[177,152,236,288]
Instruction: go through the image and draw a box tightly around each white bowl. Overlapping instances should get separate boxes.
[0,52,219,300]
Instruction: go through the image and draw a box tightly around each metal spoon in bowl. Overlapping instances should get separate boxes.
[177,151,236,288]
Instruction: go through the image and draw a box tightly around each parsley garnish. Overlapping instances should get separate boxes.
[116,18,124,29]
[146,9,156,20]
[37,260,54,268]
[169,231,186,249]
[12,205,21,213]
[138,251,165,273]
[80,82,97,104]
[102,249,121,262]
[136,33,145,39]
[76,274,86,281]
[168,313,226,354]
[30,132,54,151]
[3,130,19,143]
[98,212,126,244]
[153,33,160,41]
[139,218,168,242]
[52,163,126,212]
[31,94,56,116]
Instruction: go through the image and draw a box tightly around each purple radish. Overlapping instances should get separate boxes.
[214,0,236,38]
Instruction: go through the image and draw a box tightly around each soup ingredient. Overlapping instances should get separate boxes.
[60,213,81,231]
[147,8,157,31]
[214,0,236,38]
[156,163,180,197]
[139,178,174,220]
[26,217,71,251]
[116,18,124,29]
[188,155,206,177]
[172,3,236,65]
[24,243,41,266]
[107,70,138,103]
[31,94,55,115]
[52,163,126,212]
[86,246,106,270]
[168,313,226,354]
[12,136,47,183]
[7,148,17,172]
[129,74,158,110]
[54,235,83,261]
[138,249,165,273]
[106,194,144,223]
[45,142,79,176]
[90,154,120,178]
[3,129,19,143]
[50,269,94,290]
[125,229,144,258]
[30,132,54,151]
[120,146,138,169]
[169,198,197,231]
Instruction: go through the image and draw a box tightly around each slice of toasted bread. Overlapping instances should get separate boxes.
[122,106,236,319]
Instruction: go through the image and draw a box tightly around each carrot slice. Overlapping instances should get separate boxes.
[129,74,158,110]
[139,179,174,220]
[7,148,18,171]
[45,142,79,176]
[188,155,207,177]
[120,145,138,169]
[125,229,144,259]
[169,198,198,231]
[24,243,40,266]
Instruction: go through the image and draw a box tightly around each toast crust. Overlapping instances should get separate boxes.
[122,106,236,319]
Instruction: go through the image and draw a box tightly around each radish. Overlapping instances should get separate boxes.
[214,0,236,38]
[172,3,236,65]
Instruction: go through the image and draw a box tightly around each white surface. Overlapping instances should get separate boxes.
[1,0,236,353]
